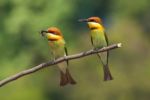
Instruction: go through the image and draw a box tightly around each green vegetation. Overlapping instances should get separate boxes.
[0,0,150,100]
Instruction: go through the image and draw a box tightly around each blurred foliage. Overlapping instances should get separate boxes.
[0,0,150,100]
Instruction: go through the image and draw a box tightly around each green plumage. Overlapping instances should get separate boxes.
[91,29,107,48]
[91,29,108,65]
[43,27,76,86]
[48,39,66,59]
[90,29,113,81]
[79,17,113,81]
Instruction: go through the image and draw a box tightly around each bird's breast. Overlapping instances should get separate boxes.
[91,30,107,48]
[48,39,65,58]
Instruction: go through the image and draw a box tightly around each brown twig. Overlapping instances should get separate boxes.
[0,43,122,87]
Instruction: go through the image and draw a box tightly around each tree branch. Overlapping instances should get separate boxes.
[0,43,122,87]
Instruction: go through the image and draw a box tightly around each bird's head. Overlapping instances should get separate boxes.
[78,17,104,30]
[40,27,63,41]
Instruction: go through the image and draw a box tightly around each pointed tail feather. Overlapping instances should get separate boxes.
[66,68,76,84]
[60,71,68,86]
[103,64,113,81]
[60,69,76,86]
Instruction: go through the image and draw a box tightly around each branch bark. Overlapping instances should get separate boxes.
[0,43,122,87]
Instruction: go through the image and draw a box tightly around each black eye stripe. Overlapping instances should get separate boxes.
[49,32,58,35]
[90,27,97,30]
[89,19,96,22]
[48,31,55,34]
[90,19,94,21]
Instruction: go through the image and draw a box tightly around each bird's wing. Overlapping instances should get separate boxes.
[90,35,94,46]
[64,46,69,66]
[104,32,109,64]
[104,32,109,45]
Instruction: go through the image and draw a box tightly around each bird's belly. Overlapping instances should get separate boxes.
[91,32,107,48]
[49,42,65,58]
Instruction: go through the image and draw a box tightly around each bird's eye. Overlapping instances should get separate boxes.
[48,30,55,34]
[90,19,95,22]
[51,31,58,35]
[51,31,55,34]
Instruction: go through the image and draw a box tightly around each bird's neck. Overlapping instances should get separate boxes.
[87,22,104,31]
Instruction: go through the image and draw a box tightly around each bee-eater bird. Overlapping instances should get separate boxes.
[41,27,76,86]
[79,17,113,81]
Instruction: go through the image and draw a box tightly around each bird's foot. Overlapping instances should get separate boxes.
[63,54,68,59]
[102,47,106,49]
[52,58,56,62]
[93,48,99,51]
[93,47,107,51]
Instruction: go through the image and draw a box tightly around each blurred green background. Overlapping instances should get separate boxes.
[0,0,150,100]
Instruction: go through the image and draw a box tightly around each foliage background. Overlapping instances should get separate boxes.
[0,0,150,100]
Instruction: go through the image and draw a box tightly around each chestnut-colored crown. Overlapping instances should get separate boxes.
[47,27,62,36]
[87,17,102,23]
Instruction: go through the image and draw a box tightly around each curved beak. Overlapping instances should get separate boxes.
[40,30,48,36]
[78,19,88,22]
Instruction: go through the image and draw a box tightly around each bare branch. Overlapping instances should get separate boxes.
[0,43,122,87]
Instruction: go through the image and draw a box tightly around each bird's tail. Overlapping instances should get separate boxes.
[60,68,76,86]
[103,64,113,81]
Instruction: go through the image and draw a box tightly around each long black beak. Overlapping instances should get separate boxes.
[40,30,48,36]
[78,19,88,22]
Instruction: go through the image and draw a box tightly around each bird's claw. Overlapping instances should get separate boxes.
[93,47,100,51]
[64,56,67,60]
[93,47,106,51]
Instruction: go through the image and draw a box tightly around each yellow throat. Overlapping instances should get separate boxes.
[46,33,62,41]
[87,22,104,31]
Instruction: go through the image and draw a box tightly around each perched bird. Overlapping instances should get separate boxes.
[79,17,113,81]
[41,27,76,86]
